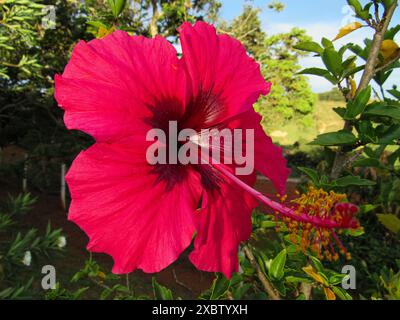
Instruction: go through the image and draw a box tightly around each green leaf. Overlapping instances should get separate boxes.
[321,37,334,49]
[322,48,343,78]
[209,273,231,300]
[298,68,338,84]
[232,283,251,300]
[309,256,325,273]
[152,278,173,300]
[335,175,376,187]
[385,25,400,40]
[343,65,365,78]
[388,88,400,99]
[269,249,287,280]
[86,21,108,29]
[310,131,358,146]
[343,228,365,237]
[347,0,362,13]
[353,157,382,168]
[333,107,347,118]
[359,204,379,214]
[377,214,400,233]
[107,0,127,18]
[364,104,400,121]
[387,148,400,166]
[381,0,395,10]
[345,86,371,119]
[298,167,319,185]
[329,274,346,285]
[260,220,278,228]
[294,41,323,54]
[378,125,400,144]
[347,0,370,19]
[285,276,312,283]
[332,286,353,300]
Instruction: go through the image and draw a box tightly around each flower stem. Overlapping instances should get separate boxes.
[209,162,343,229]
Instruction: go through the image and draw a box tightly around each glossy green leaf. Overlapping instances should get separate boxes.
[322,48,343,77]
[335,175,376,187]
[152,278,173,300]
[107,0,127,18]
[345,86,371,119]
[377,214,400,233]
[210,273,231,300]
[269,249,287,280]
[364,104,400,121]
[310,131,358,146]
[294,41,323,54]
[298,167,319,185]
[332,286,353,300]
[298,68,338,84]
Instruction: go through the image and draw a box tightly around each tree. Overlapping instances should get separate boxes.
[219,5,266,59]
[0,0,45,80]
[219,6,316,134]
[146,0,221,38]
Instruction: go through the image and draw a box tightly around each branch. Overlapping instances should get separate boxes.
[149,0,159,37]
[242,244,281,300]
[356,0,398,94]
[330,0,398,179]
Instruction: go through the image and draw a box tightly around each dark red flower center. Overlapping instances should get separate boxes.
[145,91,226,192]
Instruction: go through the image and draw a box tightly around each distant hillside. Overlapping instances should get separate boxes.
[318,88,345,102]
[268,98,345,147]
[315,99,345,135]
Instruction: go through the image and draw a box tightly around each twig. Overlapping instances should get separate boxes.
[60,163,67,211]
[149,0,159,37]
[125,274,130,291]
[242,244,281,300]
[343,147,366,169]
[172,269,193,292]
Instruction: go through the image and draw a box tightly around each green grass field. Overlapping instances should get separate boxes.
[268,99,345,148]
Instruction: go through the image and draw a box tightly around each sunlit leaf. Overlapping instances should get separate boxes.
[333,22,363,41]
[377,214,400,234]
[324,287,337,300]
[302,265,328,286]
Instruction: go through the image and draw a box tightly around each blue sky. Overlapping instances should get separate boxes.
[219,0,400,93]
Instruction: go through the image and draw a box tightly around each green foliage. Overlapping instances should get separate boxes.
[45,283,89,300]
[1,0,399,301]
[0,0,45,79]
[219,6,316,133]
[0,194,65,298]
[152,277,174,300]
[258,27,316,131]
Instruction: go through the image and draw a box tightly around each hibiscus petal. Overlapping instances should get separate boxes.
[225,110,291,195]
[189,165,258,278]
[67,142,202,273]
[179,21,270,129]
[55,31,187,142]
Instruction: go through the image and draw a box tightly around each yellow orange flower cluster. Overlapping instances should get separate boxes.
[274,187,362,261]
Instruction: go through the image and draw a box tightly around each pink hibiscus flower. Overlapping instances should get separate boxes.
[55,22,358,278]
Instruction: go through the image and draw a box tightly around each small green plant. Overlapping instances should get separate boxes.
[0,193,65,299]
